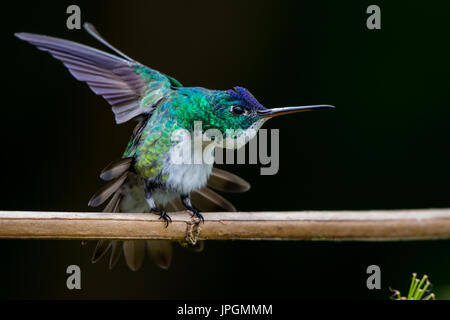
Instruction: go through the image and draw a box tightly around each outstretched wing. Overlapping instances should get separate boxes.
[15,23,180,124]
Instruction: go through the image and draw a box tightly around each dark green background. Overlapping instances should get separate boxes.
[1,0,449,299]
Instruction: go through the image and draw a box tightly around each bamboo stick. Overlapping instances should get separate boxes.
[0,209,450,241]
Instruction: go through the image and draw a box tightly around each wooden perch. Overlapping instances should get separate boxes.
[1,209,450,241]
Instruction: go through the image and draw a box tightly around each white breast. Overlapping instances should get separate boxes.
[161,137,213,196]
[163,162,212,195]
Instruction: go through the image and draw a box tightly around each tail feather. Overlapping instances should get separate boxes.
[88,171,127,207]
[100,158,132,181]
[123,240,146,271]
[191,187,237,212]
[92,240,113,264]
[146,240,173,270]
[87,161,249,271]
[109,241,123,270]
[102,189,122,213]
[208,168,250,193]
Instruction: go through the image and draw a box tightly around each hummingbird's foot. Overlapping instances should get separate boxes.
[181,194,204,224]
[158,210,172,228]
[190,208,204,224]
[145,184,172,227]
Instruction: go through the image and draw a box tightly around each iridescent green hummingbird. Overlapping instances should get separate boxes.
[15,23,334,270]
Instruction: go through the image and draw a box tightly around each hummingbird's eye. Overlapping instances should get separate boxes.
[231,105,247,116]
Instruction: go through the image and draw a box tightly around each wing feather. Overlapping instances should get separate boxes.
[15,25,177,124]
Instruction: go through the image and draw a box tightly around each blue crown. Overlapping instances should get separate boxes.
[227,87,266,111]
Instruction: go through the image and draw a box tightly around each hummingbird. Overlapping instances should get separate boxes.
[15,23,334,271]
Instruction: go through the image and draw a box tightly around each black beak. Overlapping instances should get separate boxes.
[257,105,335,118]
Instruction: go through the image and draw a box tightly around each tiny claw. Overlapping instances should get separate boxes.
[158,210,172,228]
[190,210,204,224]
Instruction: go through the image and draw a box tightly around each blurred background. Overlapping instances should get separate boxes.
[1,0,450,299]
